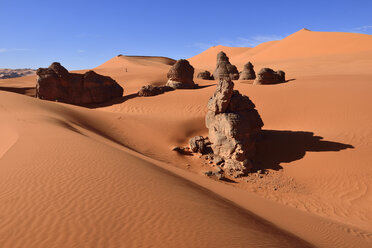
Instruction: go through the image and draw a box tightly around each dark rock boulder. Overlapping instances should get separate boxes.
[166,59,196,89]
[277,70,286,82]
[197,70,212,80]
[205,79,264,175]
[254,68,286,85]
[213,52,239,81]
[138,85,174,97]
[239,62,256,80]
[36,62,123,105]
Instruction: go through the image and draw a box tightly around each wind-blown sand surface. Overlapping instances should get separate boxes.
[0,29,372,247]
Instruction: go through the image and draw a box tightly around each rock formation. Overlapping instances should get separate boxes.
[277,70,285,82]
[36,62,123,105]
[213,52,239,81]
[197,70,212,80]
[205,79,264,177]
[166,59,196,89]
[138,85,174,97]
[239,62,256,80]
[254,68,286,85]
[189,136,207,154]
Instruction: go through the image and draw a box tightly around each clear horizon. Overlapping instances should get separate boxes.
[1,0,371,69]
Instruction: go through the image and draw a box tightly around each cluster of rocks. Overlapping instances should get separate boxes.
[239,62,256,80]
[254,68,285,85]
[209,51,287,84]
[137,53,287,100]
[213,52,239,80]
[203,163,225,180]
[36,62,123,105]
[189,78,264,178]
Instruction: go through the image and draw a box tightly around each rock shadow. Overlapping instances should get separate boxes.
[195,84,216,89]
[220,177,237,183]
[285,78,296,83]
[84,93,139,108]
[0,86,36,96]
[86,84,216,109]
[270,78,296,85]
[253,130,354,170]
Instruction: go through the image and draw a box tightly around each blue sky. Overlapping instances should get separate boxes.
[1,0,371,69]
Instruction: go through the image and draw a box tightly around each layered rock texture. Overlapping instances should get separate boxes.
[239,62,256,80]
[138,85,174,97]
[213,52,239,80]
[36,62,123,105]
[166,59,196,89]
[206,79,264,176]
[197,70,212,80]
[254,68,286,85]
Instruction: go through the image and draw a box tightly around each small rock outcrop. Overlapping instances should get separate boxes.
[189,136,207,154]
[197,71,212,80]
[213,52,239,81]
[254,68,285,85]
[166,59,196,89]
[205,79,264,177]
[138,85,174,97]
[36,62,123,104]
[239,62,256,80]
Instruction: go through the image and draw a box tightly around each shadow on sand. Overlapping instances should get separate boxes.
[253,130,354,170]
[85,84,216,108]
[83,93,139,108]
[270,78,296,85]
[238,78,296,85]
[195,83,216,89]
[285,78,296,83]
[0,86,36,96]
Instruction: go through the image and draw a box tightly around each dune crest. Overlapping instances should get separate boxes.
[190,29,372,76]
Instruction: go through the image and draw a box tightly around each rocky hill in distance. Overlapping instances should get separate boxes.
[0,68,36,79]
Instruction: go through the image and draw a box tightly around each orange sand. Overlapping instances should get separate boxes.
[0,29,372,247]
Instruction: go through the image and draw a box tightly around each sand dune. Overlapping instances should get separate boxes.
[0,91,314,247]
[247,29,372,61]
[91,55,176,94]
[96,55,176,69]
[0,29,372,247]
[188,45,251,71]
[190,29,372,76]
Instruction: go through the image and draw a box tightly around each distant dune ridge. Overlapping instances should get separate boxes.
[0,29,372,247]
